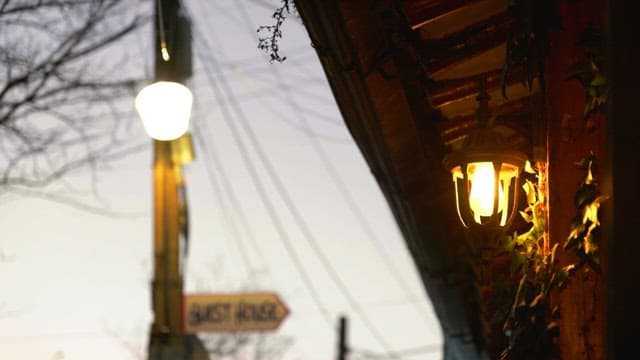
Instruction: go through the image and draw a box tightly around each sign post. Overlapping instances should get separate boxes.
[184,293,290,333]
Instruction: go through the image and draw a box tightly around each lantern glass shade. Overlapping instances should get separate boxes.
[135,81,193,141]
[451,160,521,228]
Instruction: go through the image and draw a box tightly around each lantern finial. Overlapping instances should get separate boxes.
[476,77,491,127]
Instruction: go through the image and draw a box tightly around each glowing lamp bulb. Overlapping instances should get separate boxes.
[135,81,193,140]
[468,162,504,223]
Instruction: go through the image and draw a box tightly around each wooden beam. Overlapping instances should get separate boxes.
[546,2,606,359]
[426,65,531,108]
[604,1,640,358]
[438,96,535,147]
[427,68,502,108]
[401,0,485,29]
[419,12,513,75]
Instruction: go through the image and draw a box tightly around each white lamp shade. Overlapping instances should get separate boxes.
[135,81,193,140]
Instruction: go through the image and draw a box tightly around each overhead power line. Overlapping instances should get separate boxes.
[352,343,442,359]
[237,0,439,345]
[195,1,402,358]
[186,2,441,358]
[234,12,439,332]
[184,1,335,329]
[190,104,261,277]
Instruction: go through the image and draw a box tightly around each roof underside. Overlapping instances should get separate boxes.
[402,0,539,152]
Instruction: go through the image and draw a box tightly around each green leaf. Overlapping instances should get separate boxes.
[520,210,533,223]
[546,321,560,337]
[550,243,559,264]
[562,264,576,275]
[524,160,536,174]
[582,200,601,226]
[523,180,536,205]
[565,59,591,73]
[575,154,595,170]
[574,183,596,208]
[584,233,598,254]
[530,293,544,308]
[591,73,606,86]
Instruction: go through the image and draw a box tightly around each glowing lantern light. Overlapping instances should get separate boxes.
[443,80,527,236]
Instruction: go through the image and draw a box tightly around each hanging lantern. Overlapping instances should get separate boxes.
[443,79,527,234]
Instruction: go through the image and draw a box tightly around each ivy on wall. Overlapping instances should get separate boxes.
[501,0,562,97]
[498,2,609,354]
[564,153,606,272]
[502,0,609,120]
[495,155,605,359]
[565,25,608,126]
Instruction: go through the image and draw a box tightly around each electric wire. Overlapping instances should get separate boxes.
[352,343,442,359]
[243,0,438,349]
[183,6,349,143]
[193,44,318,70]
[188,2,440,357]
[271,72,440,329]
[185,1,334,329]
[216,59,347,126]
[190,100,258,278]
[233,1,440,332]
[196,2,401,357]
[185,88,340,128]
[192,82,271,274]
[194,42,334,327]
[188,65,350,143]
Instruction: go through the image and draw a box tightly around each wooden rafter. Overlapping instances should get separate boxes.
[419,12,513,75]
[426,64,535,109]
[427,68,503,108]
[438,95,536,147]
[401,0,485,29]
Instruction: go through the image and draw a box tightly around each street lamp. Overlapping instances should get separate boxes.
[139,1,199,359]
[443,78,527,245]
[135,81,193,141]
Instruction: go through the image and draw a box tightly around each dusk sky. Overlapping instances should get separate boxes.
[0,1,443,359]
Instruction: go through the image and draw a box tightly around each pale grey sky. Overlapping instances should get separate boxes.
[0,1,443,359]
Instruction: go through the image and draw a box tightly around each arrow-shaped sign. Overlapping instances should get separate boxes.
[183,292,289,333]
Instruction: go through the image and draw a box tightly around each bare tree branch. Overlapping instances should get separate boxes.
[257,0,293,63]
[0,1,99,16]
[0,0,150,212]
[6,185,146,218]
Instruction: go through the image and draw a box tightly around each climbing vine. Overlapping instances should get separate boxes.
[498,161,563,360]
[502,0,609,121]
[498,11,608,356]
[495,155,604,359]
[566,25,608,126]
[501,0,562,97]
[564,152,606,272]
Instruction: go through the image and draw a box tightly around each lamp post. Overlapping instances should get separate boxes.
[135,0,194,358]
[443,78,527,250]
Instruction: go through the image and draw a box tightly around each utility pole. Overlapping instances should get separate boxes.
[147,0,194,359]
[337,315,349,360]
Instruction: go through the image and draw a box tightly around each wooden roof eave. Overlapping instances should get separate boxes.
[294,1,490,358]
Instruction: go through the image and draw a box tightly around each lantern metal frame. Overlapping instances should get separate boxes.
[443,78,528,243]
